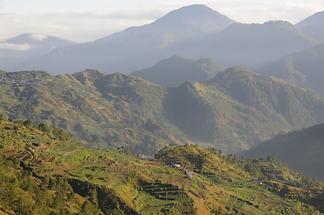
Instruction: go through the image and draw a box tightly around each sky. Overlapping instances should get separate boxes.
[0,0,323,42]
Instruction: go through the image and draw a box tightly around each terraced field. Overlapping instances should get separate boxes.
[0,119,324,214]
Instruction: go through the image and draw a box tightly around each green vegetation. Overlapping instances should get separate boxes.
[1,69,324,154]
[166,67,324,152]
[0,70,187,155]
[0,119,324,214]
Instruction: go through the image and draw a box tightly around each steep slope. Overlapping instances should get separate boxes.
[244,123,324,180]
[0,70,188,154]
[296,11,324,42]
[0,34,74,71]
[132,56,224,87]
[0,119,136,215]
[2,69,324,154]
[196,21,318,67]
[22,5,235,73]
[164,67,324,152]
[208,67,324,129]
[1,119,323,214]
[259,43,324,96]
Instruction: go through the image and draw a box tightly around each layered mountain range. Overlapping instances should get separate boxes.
[1,5,322,74]
[1,68,324,154]
[259,43,324,96]
[0,33,74,71]
[132,56,225,87]
[1,5,324,214]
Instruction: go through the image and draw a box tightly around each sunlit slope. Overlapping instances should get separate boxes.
[1,69,324,153]
[1,119,324,214]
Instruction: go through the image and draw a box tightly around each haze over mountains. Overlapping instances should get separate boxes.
[197,21,318,67]
[132,56,225,87]
[0,4,322,75]
[259,44,324,96]
[0,33,74,71]
[2,68,324,154]
[296,11,324,43]
[1,3,324,214]
[13,5,235,74]
[245,123,324,180]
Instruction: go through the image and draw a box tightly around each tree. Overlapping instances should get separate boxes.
[81,200,100,215]
[23,120,35,128]
[38,123,51,133]
[52,191,65,209]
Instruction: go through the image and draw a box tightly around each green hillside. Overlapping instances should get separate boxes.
[1,69,324,154]
[0,70,188,155]
[244,123,324,180]
[1,119,324,214]
[165,67,324,152]
[132,56,224,87]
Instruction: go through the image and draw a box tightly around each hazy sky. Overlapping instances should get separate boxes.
[1,0,323,42]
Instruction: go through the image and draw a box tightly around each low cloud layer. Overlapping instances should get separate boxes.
[0,42,31,51]
[0,9,163,42]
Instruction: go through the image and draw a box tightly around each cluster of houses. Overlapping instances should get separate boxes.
[0,73,52,88]
[138,154,195,179]
[163,157,195,179]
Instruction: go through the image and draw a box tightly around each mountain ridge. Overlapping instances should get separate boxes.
[296,11,324,42]
[0,33,75,72]
[244,123,324,180]
[13,6,320,74]
[132,56,224,87]
[259,43,324,96]
[1,69,324,154]
[196,20,318,67]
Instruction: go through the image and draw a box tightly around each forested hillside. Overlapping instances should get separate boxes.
[1,119,323,214]
[1,69,324,154]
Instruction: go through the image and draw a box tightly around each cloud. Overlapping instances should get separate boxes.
[0,0,323,42]
[74,9,164,20]
[0,9,164,42]
[29,34,48,41]
[160,0,324,23]
[0,42,31,51]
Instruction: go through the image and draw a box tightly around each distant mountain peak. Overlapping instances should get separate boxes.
[73,69,104,85]
[263,20,295,28]
[6,33,74,45]
[103,73,151,86]
[297,11,324,27]
[226,21,297,32]
[166,4,223,16]
[132,56,224,87]
[295,11,324,42]
[76,69,103,76]
[7,33,48,44]
[153,4,235,32]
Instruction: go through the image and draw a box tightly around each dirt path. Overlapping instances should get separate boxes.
[188,193,209,215]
